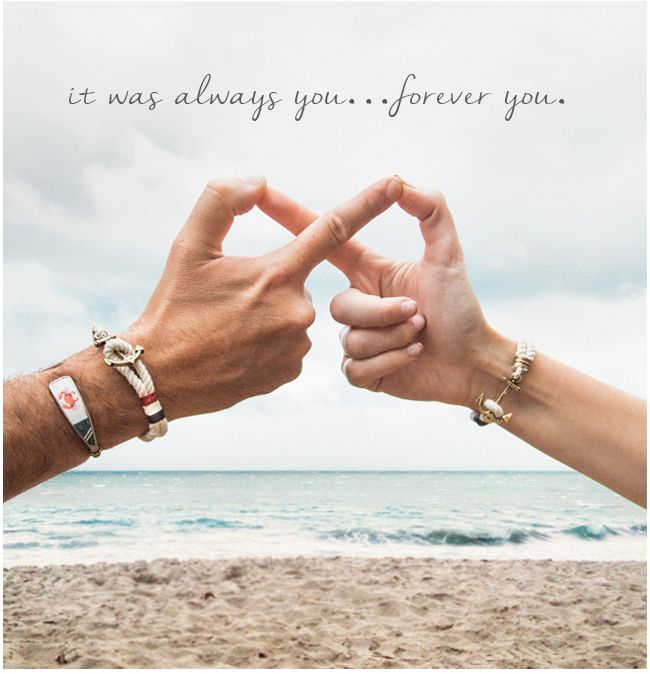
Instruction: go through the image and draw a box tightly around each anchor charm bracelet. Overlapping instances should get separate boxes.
[92,326,168,442]
[470,340,536,427]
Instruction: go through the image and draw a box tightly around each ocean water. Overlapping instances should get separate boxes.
[3,471,646,567]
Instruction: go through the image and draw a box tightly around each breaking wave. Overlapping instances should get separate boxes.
[321,523,645,546]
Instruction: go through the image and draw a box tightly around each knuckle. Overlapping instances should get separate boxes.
[362,185,384,216]
[329,295,342,320]
[344,331,365,359]
[342,359,363,387]
[338,326,350,353]
[258,379,278,396]
[329,292,351,322]
[169,235,194,260]
[379,302,396,326]
[272,257,301,287]
[385,351,402,369]
[323,211,352,246]
[430,190,447,212]
[290,302,316,330]
[286,360,303,383]
[260,261,292,289]
[203,180,235,215]
[300,303,317,329]
[301,335,313,357]
[204,179,230,200]
[402,320,419,340]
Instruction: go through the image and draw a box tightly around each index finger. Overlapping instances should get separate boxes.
[282,176,403,276]
[259,187,372,280]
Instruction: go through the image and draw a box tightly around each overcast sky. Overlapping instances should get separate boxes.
[4,1,646,471]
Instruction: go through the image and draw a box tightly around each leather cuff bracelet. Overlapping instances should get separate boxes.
[48,376,102,458]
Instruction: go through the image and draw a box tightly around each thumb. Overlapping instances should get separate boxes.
[179,176,267,254]
[397,184,463,266]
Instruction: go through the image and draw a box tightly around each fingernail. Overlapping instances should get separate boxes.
[386,176,404,200]
[394,174,415,188]
[411,314,426,331]
[339,326,350,347]
[242,174,266,185]
[407,342,423,357]
[401,300,418,316]
[341,358,352,375]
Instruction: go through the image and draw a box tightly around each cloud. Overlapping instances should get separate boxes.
[2,2,645,470]
[3,260,91,373]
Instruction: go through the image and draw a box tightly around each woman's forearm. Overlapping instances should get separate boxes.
[470,332,647,507]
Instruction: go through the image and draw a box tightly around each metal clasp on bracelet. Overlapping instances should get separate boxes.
[92,326,116,348]
[104,345,145,368]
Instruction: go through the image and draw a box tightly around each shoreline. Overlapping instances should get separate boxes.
[4,556,646,668]
[3,545,648,569]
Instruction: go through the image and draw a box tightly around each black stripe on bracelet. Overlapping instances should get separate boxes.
[146,409,166,424]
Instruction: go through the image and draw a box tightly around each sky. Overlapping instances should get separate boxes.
[3,1,646,471]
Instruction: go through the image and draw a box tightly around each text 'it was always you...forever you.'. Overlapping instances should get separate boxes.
[68,73,567,122]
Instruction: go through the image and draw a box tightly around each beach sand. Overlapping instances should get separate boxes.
[3,557,646,668]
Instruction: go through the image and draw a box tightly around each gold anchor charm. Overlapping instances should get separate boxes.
[104,345,145,369]
[475,392,513,425]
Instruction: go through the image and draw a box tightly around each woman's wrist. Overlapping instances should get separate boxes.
[463,329,517,410]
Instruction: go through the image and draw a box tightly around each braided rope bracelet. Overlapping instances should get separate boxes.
[470,340,536,427]
[92,327,168,442]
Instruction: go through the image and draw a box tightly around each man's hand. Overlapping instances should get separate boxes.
[259,181,502,407]
[123,175,403,420]
[3,175,402,500]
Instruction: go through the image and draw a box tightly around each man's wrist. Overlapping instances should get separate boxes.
[46,344,149,449]
[117,325,183,423]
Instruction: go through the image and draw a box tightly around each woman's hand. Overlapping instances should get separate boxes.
[262,181,646,507]
[261,181,504,407]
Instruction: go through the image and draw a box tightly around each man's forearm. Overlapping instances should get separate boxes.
[3,345,148,501]
[3,177,400,501]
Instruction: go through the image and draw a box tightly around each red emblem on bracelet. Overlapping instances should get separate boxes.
[58,390,79,410]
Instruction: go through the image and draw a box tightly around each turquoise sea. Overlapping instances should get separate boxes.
[3,471,646,566]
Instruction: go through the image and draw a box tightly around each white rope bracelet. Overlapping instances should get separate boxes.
[471,340,536,426]
[92,327,168,442]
